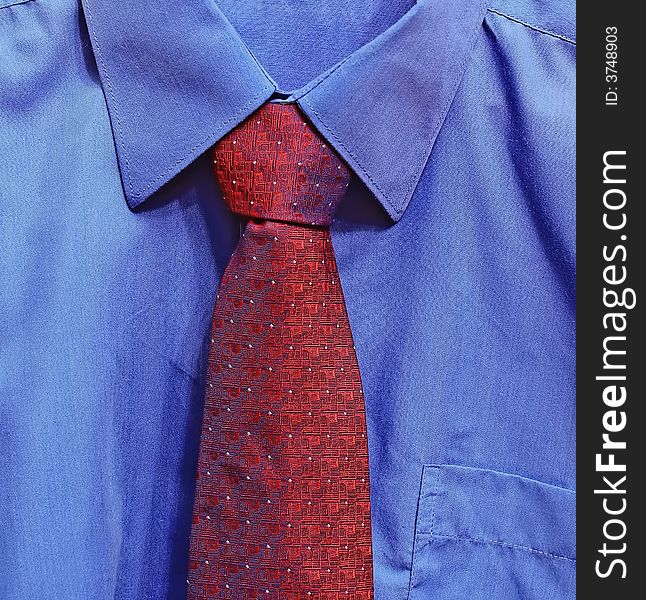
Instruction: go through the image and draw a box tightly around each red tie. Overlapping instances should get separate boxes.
[187,103,374,599]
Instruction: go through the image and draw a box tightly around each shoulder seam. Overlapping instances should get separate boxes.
[0,0,34,8]
[487,8,576,45]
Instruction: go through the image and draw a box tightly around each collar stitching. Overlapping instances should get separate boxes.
[83,0,135,198]
[301,96,401,216]
[288,54,356,101]
[404,0,489,201]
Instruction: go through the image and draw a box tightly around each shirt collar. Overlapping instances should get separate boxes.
[81,0,490,222]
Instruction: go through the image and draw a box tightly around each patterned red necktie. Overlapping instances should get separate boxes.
[187,103,374,599]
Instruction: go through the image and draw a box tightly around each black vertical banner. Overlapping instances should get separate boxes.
[577,2,644,596]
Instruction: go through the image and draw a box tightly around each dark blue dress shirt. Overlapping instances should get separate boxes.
[0,0,575,598]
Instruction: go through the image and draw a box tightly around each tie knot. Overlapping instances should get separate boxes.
[213,103,351,226]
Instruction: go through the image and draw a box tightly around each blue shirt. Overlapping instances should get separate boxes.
[0,0,576,598]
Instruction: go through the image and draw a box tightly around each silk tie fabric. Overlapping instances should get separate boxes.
[188,103,374,599]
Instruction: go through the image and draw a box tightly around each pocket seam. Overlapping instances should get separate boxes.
[416,532,576,563]
[407,465,442,598]
[423,464,576,563]
[408,463,576,598]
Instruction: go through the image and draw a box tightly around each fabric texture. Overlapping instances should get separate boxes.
[188,103,373,598]
[0,1,576,598]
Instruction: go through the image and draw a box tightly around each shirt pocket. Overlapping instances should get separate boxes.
[408,465,576,600]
